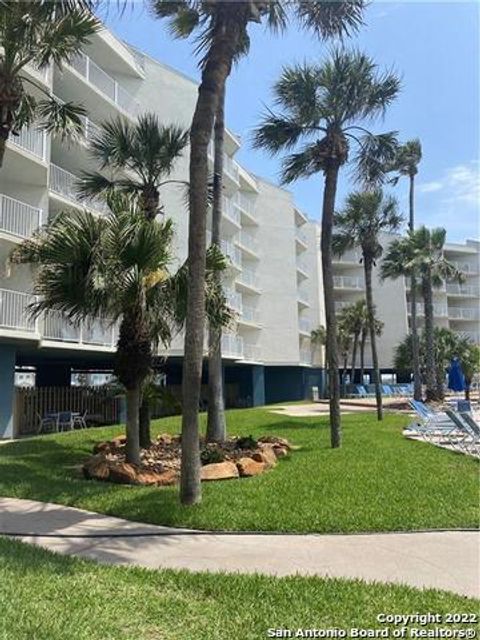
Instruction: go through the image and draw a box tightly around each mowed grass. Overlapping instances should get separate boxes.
[0,408,478,533]
[0,538,478,640]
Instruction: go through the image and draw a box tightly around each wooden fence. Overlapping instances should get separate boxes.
[14,386,121,436]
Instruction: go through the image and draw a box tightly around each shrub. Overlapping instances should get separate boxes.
[200,448,225,465]
[235,435,257,450]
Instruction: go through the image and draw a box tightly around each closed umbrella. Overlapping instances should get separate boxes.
[448,357,466,392]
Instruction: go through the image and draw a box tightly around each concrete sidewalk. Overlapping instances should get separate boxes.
[0,497,478,598]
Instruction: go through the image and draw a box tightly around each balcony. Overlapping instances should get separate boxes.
[234,192,257,221]
[226,290,242,313]
[237,267,260,291]
[206,232,242,269]
[0,288,37,333]
[68,52,139,118]
[299,349,312,365]
[243,343,262,362]
[43,312,117,348]
[408,302,448,318]
[222,333,243,358]
[299,318,311,333]
[9,127,46,161]
[49,164,109,215]
[236,230,259,255]
[333,249,362,264]
[296,258,309,276]
[0,194,43,239]
[223,153,240,184]
[222,196,241,226]
[446,284,479,297]
[333,276,364,290]
[456,331,480,344]
[448,307,480,321]
[450,261,478,274]
[295,228,308,248]
[240,305,261,325]
[297,291,310,307]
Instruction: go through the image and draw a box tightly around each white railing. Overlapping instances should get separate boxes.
[222,333,243,358]
[335,301,352,313]
[80,115,102,144]
[222,196,241,225]
[295,228,308,246]
[408,303,448,317]
[69,52,139,118]
[237,267,260,290]
[450,261,477,273]
[299,318,311,333]
[455,331,480,344]
[221,239,242,268]
[0,194,42,239]
[226,290,242,312]
[241,305,260,324]
[234,192,256,218]
[296,258,309,274]
[446,283,479,297]
[49,164,108,214]
[0,289,37,332]
[223,153,240,183]
[333,249,362,264]
[10,127,46,160]
[131,49,145,73]
[300,349,312,364]
[243,343,262,361]
[42,311,117,348]
[298,290,310,305]
[448,307,480,320]
[237,230,259,253]
[26,62,50,83]
[333,276,364,290]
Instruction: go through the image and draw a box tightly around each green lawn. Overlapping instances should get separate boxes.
[0,408,478,533]
[0,538,477,640]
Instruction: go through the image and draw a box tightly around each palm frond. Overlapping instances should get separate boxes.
[36,98,87,141]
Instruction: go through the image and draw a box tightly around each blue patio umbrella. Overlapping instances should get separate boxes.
[448,357,466,392]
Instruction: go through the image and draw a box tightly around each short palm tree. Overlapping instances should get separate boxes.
[153,0,366,504]
[336,318,353,396]
[0,1,99,167]
[79,113,189,220]
[387,139,423,400]
[12,198,231,464]
[381,226,463,401]
[338,299,368,384]
[333,190,403,419]
[254,50,400,443]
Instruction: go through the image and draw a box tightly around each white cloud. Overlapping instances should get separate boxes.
[418,181,443,193]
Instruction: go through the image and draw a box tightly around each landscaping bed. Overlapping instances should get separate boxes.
[83,433,292,486]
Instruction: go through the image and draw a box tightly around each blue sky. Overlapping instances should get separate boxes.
[106,1,479,242]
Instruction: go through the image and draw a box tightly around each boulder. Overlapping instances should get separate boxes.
[109,462,138,484]
[258,436,291,450]
[93,441,111,454]
[111,434,127,447]
[236,457,265,477]
[157,433,173,445]
[200,461,239,482]
[252,445,277,469]
[136,469,177,486]
[83,454,110,481]
[273,446,289,458]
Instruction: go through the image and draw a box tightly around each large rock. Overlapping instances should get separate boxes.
[83,454,111,481]
[111,434,127,447]
[200,461,239,482]
[258,436,291,450]
[236,457,265,477]
[109,462,138,484]
[93,441,111,455]
[252,444,277,469]
[136,469,177,486]
[273,446,289,458]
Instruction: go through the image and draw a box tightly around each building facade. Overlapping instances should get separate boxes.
[0,25,478,437]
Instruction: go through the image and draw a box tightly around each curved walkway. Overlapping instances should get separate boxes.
[0,497,478,598]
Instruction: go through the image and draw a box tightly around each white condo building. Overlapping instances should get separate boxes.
[0,24,478,437]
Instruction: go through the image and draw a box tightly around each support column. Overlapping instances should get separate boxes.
[0,345,16,439]
[36,363,71,387]
[251,365,265,407]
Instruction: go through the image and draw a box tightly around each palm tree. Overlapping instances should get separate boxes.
[387,139,423,401]
[254,51,400,443]
[382,226,462,401]
[206,84,226,443]
[153,0,366,503]
[359,313,383,387]
[338,299,368,384]
[78,113,189,447]
[336,318,352,396]
[0,1,100,167]
[332,190,402,419]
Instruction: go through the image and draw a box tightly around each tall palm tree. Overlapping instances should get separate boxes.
[336,317,352,396]
[381,226,462,401]
[78,113,189,447]
[206,83,226,443]
[153,0,366,503]
[255,51,399,441]
[387,139,423,401]
[359,313,383,387]
[0,1,100,167]
[333,190,402,419]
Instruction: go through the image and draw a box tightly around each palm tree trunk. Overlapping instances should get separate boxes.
[364,257,383,420]
[351,332,359,384]
[125,385,141,465]
[436,366,445,401]
[409,174,422,401]
[0,134,7,169]
[181,11,248,505]
[321,162,341,448]
[207,84,227,443]
[359,329,367,385]
[139,392,151,449]
[422,274,437,402]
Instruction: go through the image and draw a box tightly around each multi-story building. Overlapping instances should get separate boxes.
[0,24,478,438]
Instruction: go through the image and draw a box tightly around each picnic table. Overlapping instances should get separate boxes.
[38,411,87,433]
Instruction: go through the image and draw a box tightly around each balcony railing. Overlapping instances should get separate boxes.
[296,258,309,274]
[226,290,242,313]
[0,289,37,332]
[299,318,311,333]
[295,228,308,246]
[448,307,480,320]
[223,153,240,183]
[43,311,117,348]
[69,52,139,118]
[0,194,43,239]
[446,283,479,297]
[243,343,262,362]
[241,305,260,324]
[450,261,478,274]
[237,230,259,254]
[333,249,362,264]
[237,267,260,290]
[80,115,102,144]
[234,192,256,218]
[222,196,241,225]
[408,302,448,317]
[222,333,243,358]
[457,331,480,343]
[10,127,46,160]
[299,349,312,364]
[333,276,364,290]
[49,164,109,214]
[298,291,310,305]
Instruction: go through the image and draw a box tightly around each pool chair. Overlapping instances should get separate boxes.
[406,400,459,442]
[445,410,480,455]
[382,385,394,397]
